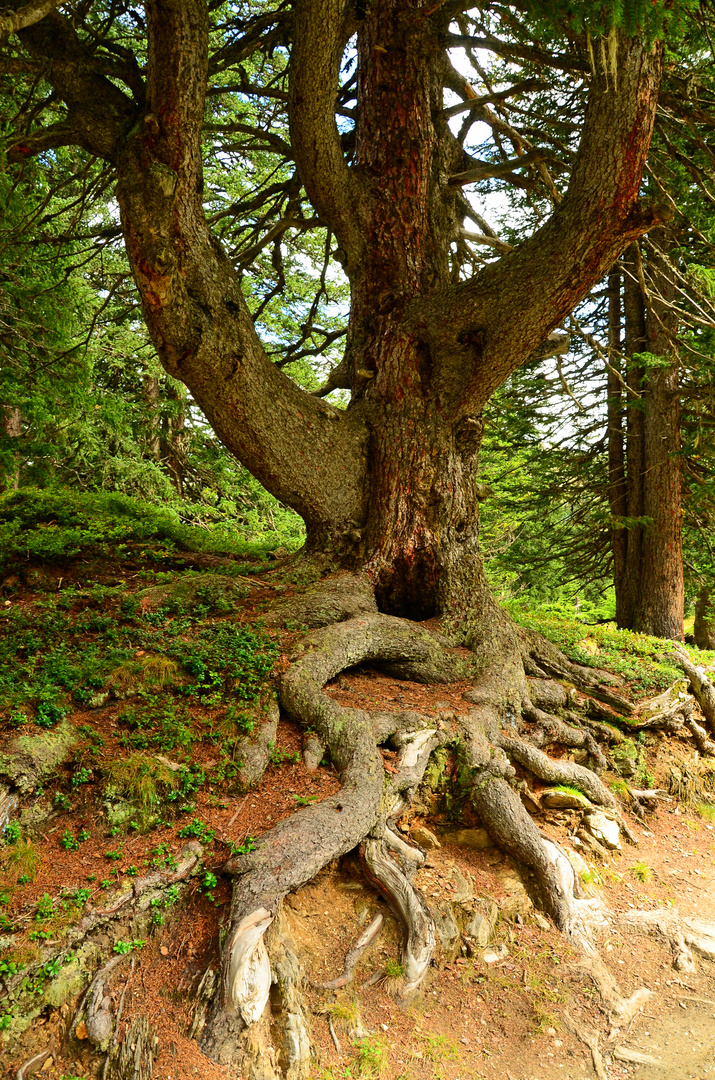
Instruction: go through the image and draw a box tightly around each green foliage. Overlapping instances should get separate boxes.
[0,488,290,568]
[177,818,215,842]
[524,0,698,43]
[112,939,146,955]
[3,821,20,844]
[508,606,686,696]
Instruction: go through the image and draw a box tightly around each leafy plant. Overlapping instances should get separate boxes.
[3,821,21,844]
[61,831,80,852]
[112,939,146,955]
[177,818,215,842]
[631,861,653,883]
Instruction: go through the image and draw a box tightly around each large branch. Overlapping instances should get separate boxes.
[415,31,667,411]
[17,11,137,160]
[0,0,62,34]
[114,0,366,538]
[288,0,360,255]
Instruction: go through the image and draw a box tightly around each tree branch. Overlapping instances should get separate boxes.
[288,0,359,254]
[0,0,63,34]
[415,32,668,412]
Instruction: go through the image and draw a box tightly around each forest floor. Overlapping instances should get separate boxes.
[3,536,715,1080]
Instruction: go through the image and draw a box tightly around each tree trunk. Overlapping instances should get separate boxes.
[634,231,683,639]
[694,586,715,650]
[607,265,628,626]
[613,236,683,639]
[2,405,22,491]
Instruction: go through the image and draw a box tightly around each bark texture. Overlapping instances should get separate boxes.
[610,236,683,639]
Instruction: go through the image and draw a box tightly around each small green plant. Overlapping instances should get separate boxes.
[696,802,715,822]
[78,829,90,842]
[36,701,66,729]
[35,893,55,921]
[226,836,257,855]
[3,821,21,844]
[383,959,404,979]
[8,839,41,883]
[53,792,71,811]
[61,831,80,851]
[0,1012,12,1030]
[200,870,218,901]
[177,818,215,842]
[71,767,93,788]
[423,1032,459,1063]
[113,939,146,955]
[353,1036,389,1077]
[269,743,301,766]
[631,861,653,883]
[291,793,318,806]
[127,865,139,876]
[104,849,123,861]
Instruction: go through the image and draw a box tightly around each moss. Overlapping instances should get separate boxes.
[0,722,77,792]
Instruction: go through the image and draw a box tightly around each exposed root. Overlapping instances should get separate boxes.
[562,1012,608,1080]
[674,645,715,735]
[685,715,715,756]
[15,1038,56,1080]
[361,838,435,992]
[202,613,457,1060]
[225,907,274,1025]
[312,913,384,990]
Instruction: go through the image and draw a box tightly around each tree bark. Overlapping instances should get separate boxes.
[607,265,628,626]
[614,235,683,639]
[694,586,715,650]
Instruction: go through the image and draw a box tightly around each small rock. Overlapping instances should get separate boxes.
[160,946,169,956]
[410,825,441,850]
[533,912,551,931]
[465,912,492,947]
[441,827,493,851]
[584,810,621,851]
[541,788,591,810]
[483,943,509,964]
[268,546,289,560]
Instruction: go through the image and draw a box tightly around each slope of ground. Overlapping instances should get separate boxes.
[2,524,715,1080]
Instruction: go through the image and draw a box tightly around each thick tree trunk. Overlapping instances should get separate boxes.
[613,237,683,639]
[634,232,683,639]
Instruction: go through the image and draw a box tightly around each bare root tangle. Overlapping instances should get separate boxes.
[201,613,461,1063]
[521,702,609,772]
[494,732,618,812]
[674,645,715,735]
[685,715,715,755]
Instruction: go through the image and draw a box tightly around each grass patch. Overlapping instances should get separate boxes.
[507,605,713,696]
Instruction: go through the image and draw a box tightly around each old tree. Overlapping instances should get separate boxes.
[5,0,712,1072]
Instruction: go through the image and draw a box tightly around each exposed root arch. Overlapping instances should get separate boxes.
[200,612,464,1066]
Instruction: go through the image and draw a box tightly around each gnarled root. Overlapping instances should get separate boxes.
[201,613,459,1063]
[197,595,661,1074]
